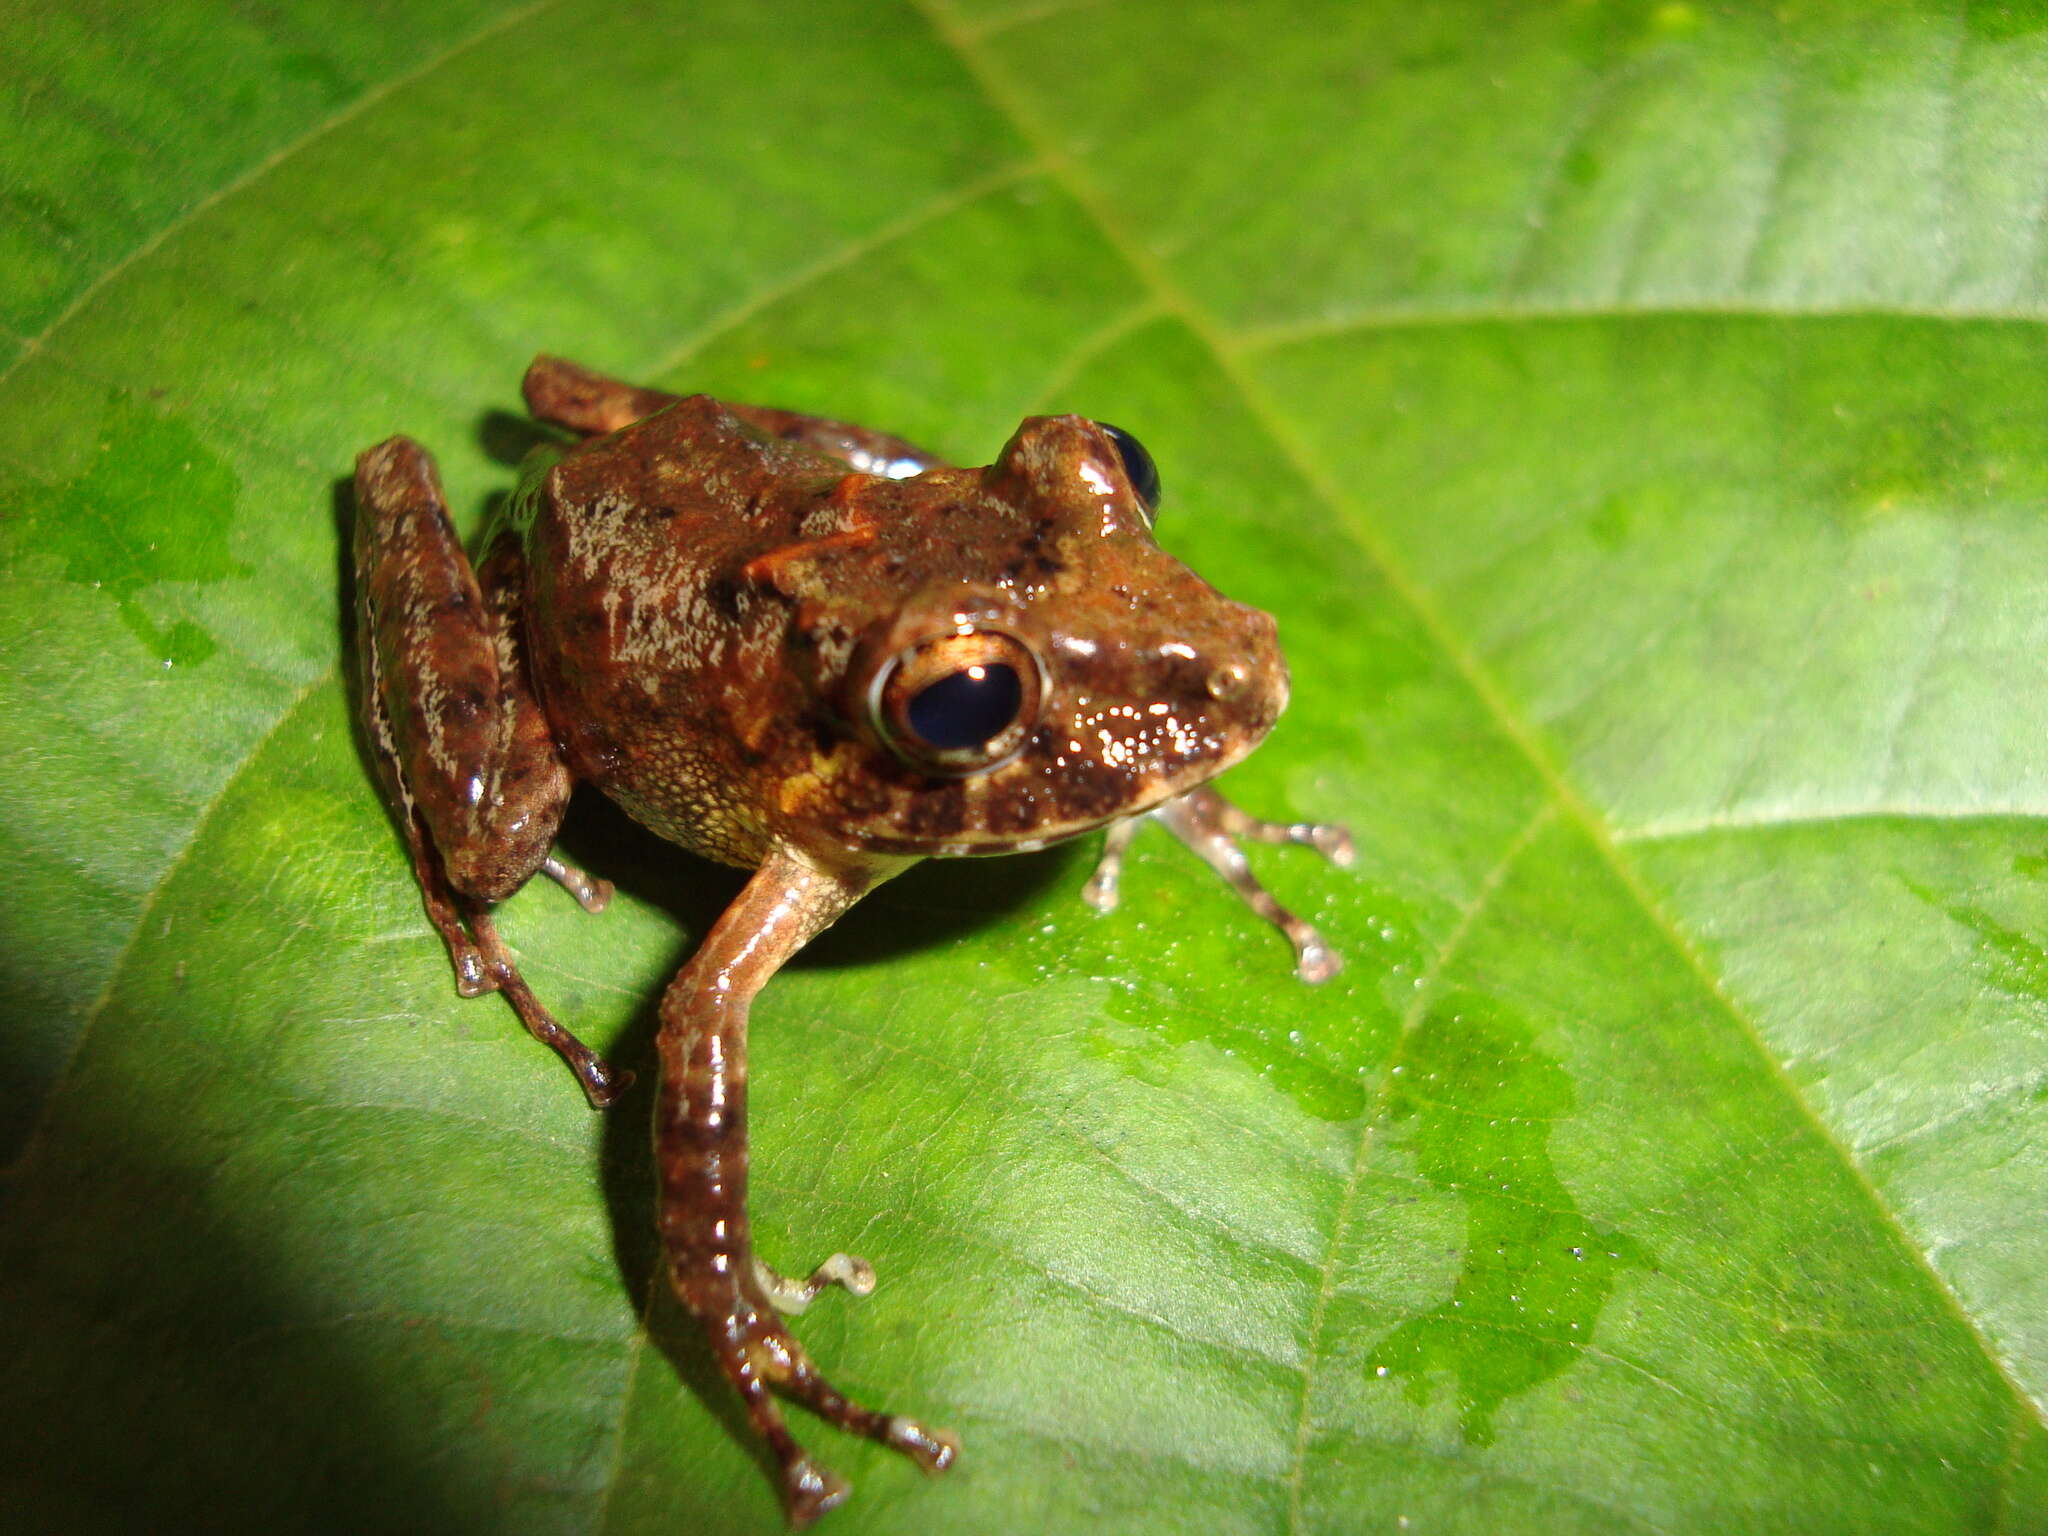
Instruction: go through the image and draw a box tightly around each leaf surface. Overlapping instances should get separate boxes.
[6,2,2047,1532]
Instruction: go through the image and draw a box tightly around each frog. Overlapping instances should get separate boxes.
[352,355,1353,1525]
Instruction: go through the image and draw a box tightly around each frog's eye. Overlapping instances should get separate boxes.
[1097,422,1161,521]
[871,628,1044,775]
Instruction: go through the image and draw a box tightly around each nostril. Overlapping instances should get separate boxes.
[1206,660,1253,703]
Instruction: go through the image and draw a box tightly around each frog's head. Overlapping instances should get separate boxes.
[810,415,1288,857]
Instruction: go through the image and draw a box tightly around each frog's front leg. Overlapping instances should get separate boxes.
[657,849,957,1525]
[353,438,624,1106]
[1087,784,1355,983]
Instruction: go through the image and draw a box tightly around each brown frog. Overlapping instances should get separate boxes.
[352,356,1352,1524]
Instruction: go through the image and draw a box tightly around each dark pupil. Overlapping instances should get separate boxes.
[1099,422,1161,513]
[907,663,1022,750]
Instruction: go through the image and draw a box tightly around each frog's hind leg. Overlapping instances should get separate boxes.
[522,355,681,437]
[353,436,624,1107]
[522,354,945,479]
[657,852,958,1525]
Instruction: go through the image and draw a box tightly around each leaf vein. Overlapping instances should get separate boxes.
[1283,805,1556,1535]
[640,159,1039,385]
[0,0,568,400]
[1,668,335,1186]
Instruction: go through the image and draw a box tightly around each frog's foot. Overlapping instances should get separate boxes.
[656,854,958,1522]
[782,1455,851,1528]
[740,1313,960,1526]
[689,1290,957,1526]
[752,1251,877,1316]
[1197,790,1357,867]
[465,907,631,1108]
[1087,784,1353,984]
[407,853,626,1103]
[541,853,613,914]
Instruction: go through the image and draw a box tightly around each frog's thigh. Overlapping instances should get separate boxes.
[520,354,945,479]
[354,439,571,904]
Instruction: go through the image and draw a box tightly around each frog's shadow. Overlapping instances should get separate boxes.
[556,787,1072,964]
[479,407,563,469]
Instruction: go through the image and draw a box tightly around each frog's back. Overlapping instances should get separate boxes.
[516,394,840,551]
[513,396,847,864]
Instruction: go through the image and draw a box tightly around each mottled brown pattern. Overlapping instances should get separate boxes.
[352,357,1348,1524]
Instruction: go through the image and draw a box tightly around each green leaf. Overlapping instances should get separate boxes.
[6,1,2047,1530]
